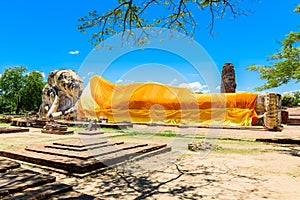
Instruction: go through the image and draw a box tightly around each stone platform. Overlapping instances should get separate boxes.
[287,118,300,125]
[0,158,98,199]
[0,158,20,173]
[286,107,300,125]
[0,140,171,176]
[255,138,300,145]
[41,129,74,135]
[58,121,133,129]
[98,122,133,129]
[78,130,104,135]
[0,127,29,134]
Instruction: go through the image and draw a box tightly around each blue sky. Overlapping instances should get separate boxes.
[0,0,299,94]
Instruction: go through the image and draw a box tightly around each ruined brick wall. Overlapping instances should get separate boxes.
[221,62,236,93]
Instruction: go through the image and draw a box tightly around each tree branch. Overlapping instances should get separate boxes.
[138,0,159,15]
[78,0,249,46]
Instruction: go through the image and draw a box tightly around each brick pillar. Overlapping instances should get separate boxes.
[220,62,236,93]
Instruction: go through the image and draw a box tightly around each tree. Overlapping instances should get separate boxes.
[282,94,295,107]
[0,66,26,114]
[0,66,45,114]
[291,90,300,106]
[22,71,45,111]
[293,90,300,99]
[78,0,247,46]
[282,91,300,107]
[248,4,300,91]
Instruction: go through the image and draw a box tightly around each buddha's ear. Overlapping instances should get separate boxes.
[47,70,59,86]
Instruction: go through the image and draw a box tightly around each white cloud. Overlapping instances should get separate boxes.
[0,74,2,78]
[87,72,94,76]
[201,90,210,94]
[69,50,79,55]
[168,78,177,85]
[289,90,300,94]
[216,85,221,90]
[282,90,300,95]
[178,81,208,92]
[40,72,45,79]
[116,79,134,84]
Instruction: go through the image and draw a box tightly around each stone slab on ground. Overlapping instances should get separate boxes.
[256,138,300,145]
[2,182,72,200]
[0,168,56,197]
[0,158,21,173]
[0,149,86,173]
[78,130,104,135]
[52,140,108,148]
[47,141,124,152]
[58,121,133,129]
[0,140,171,175]
[0,158,99,199]
[11,119,31,127]
[97,122,133,129]
[31,119,48,128]
[49,190,101,200]
[287,118,300,125]
[26,142,150,160]
[286,107,300,125]
[41,129,74,135]
[94,144,172,169]
[291,149,300,157]
[57,121,89,127]
[25,145,94,160]
[0,127,29,134]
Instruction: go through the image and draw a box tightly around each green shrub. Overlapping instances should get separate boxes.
[282,94,295,107]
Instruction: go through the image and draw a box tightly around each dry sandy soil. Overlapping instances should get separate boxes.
[1,123,300,200]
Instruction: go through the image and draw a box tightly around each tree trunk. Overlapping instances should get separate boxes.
[16,97,22,114]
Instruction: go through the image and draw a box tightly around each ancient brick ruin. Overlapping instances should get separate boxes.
[221,62,237,93]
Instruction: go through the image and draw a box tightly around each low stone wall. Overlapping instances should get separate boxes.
[255,93,282,130]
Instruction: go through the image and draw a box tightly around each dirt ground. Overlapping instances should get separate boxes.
[1,123,300,200]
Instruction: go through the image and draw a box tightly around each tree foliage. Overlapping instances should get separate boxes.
[78,0,246,46]
[290,90,300,106]
[0,66,26,114]
[282,94,295,107]
[248,4,300,91]
[293,90,300,99]
[282,90,300,107]
[0,66,45,114]
[22,71,45,111]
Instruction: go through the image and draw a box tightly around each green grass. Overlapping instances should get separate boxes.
[217,138,261,145]
[0,122,11,126]
[113,129,178,137]
[116,130,150,137]
[188,137,273,155]
[212,146,270,154]
[153,130,177,137]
